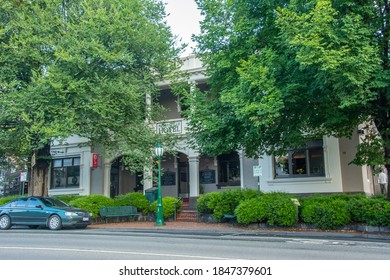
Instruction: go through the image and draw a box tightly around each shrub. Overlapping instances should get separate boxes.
[235,198,266,224]
[0,195,21,206]
[69,194,115,218]
[114,192,150,215]
[347,197,390,226]
[150,196,183,219]
[204,189,259,222]
[53,194,80,204]
[196,192,214,215]
[235,193,298,226]
[263,194,298,226]
[301,199,351,230]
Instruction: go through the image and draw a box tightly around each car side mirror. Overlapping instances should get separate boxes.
[35,205,43,209]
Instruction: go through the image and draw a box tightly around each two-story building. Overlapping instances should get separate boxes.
[47,55,377,200]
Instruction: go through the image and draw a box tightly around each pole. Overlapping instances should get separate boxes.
[155,154,165,226]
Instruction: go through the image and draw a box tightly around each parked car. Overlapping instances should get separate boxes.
[0,196,92,230]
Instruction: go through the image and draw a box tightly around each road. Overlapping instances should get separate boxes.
[1,227,390,260]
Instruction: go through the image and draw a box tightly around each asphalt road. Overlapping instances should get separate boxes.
[1,227,390,260]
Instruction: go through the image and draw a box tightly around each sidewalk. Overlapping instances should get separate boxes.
[88,220,390,241]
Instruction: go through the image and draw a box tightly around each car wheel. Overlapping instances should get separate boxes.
[0,215,12,230]
[48,215,62,230]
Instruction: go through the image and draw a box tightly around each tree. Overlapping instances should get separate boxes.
[0,0,182,195]
[188,0,389,199]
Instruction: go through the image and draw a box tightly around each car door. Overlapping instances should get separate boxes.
[7,197,29,223]
[26,197,48,224]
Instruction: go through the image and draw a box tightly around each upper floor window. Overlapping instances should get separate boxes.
[274,140,325,178]
[51,157,80,189]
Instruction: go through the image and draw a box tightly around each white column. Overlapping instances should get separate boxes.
[143,166,154,192]
[189,156,200,197]
[239,150,244,189]
[103,162,111,197]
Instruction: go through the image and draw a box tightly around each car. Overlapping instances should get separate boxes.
[0,196,92,230]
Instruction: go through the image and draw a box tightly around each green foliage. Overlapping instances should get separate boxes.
[203,189,258,222]
[196,192,215,215]
[69,194,115,219]
[235,193,298,226]
[150,197,182,219]
[301,198,351,229]
[347,196,390,226]
[52,194,80,204]
[235,198,266,225]
[262,193,298,226]
[114,192,150,215]
[0,0,182,194]
[190,0,390,175]
[0,195,21,206]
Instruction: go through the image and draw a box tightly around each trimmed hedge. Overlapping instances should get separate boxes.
[196,188,259,222]
[114,192,150,215]
[0,195,21,206]
[69,194,115,219]
[150,196,183,219]
[235,192,298,226]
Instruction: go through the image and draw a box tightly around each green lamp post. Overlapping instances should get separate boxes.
[155,142,165,226]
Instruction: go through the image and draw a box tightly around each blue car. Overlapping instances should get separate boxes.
[0,196,92,230]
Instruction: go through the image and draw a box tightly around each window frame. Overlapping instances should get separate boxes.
[274,140,325,178]
[51,157,81,189]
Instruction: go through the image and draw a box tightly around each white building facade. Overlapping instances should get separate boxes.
[48,56,376,199]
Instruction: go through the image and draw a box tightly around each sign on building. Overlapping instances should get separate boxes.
[156,120,182,134]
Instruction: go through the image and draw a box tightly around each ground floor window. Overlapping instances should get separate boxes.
[51,157,80,188]
[218,152,240,186]
[274,140,325,178]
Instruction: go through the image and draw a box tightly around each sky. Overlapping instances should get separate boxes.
[164,0,203,55]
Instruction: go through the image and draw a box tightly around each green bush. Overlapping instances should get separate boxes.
[114,192,150,215]
[235,198,266,224]
[263,194,298,226]
[301,199,351,229]
[0,195,21,206]
[69,194,115,218]
[235,193,298,226]
[347,197,390,226]
[150,196,182,219]
[52,194,80,204]
[196,192,214,215]
[200,189,259,222]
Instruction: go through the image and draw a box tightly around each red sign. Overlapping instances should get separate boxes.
[92,153,99,168]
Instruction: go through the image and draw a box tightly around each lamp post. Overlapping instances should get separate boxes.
[155,142,165,226]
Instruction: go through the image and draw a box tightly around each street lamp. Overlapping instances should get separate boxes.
[155,142,165,226]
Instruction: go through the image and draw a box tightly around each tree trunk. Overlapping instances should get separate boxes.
[29,144,51,196]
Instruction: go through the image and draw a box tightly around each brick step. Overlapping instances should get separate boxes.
[176,210,197,222]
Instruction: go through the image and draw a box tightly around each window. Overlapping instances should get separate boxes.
[51,157,80,189]
[274,140,325,178]
[218,152,240,186]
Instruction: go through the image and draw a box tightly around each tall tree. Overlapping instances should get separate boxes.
[188,0,389,198]
[0,0,182,195]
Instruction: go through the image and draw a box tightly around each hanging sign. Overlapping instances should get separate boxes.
[92,153,99,168]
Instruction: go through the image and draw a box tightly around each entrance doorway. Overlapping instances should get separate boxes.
[178,153,189,198]
[110,156,143,198]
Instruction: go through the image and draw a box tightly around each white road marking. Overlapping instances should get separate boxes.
[0,246,234,260]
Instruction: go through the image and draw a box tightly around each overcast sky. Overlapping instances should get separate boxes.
[164,0,203,55]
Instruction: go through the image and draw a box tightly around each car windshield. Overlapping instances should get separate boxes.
[40,197,69,207]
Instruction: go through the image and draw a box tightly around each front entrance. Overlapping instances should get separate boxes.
[110,156,143,198]
[178,153,189,198]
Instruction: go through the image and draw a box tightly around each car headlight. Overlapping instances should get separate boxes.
[65,212,78,217]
